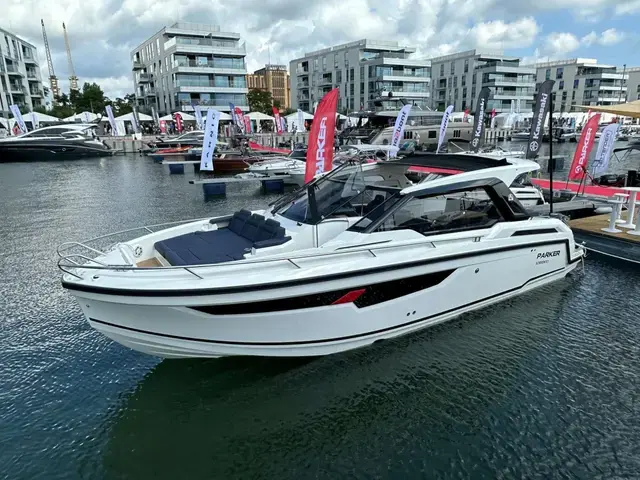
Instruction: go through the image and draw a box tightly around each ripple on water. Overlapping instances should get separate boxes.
[1,157,640,479]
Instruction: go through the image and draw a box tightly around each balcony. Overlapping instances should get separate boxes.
[164,37,246,56]
[132,60,144,70]
[29,89,43,97]
[173,58,246,73]
[9,83,26,93]
[145,88,156,97]
[482,77,536,87]
[6,63,23,76]
[138,73,153,83]
[23,54,37,64]
[298,93,310,101]
[26,71,39,80]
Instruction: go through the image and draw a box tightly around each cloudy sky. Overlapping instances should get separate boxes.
[4,0,640,99]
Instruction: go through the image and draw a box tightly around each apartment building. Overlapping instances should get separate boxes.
[533,58,627,112]
[0,27,45,119]
[247,64,290,109]
[430,50,536,113]
[131,22,249,115]
[289,39,430,113]
[626,67,640,102]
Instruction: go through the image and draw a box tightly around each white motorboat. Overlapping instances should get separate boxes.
[236,148,307,185]
[59,153,584,359]
[511,130,530,141]
[459,145,526,160]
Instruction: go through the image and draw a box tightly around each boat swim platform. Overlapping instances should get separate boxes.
[569,214,640,264]
[527,198,611,217]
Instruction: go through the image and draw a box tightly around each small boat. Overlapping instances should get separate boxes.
[510,130,530,141]
[58,152,584,358]
[144,131,204,152]
[0,124,114,162]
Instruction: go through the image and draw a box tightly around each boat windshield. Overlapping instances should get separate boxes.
[273,161,399,224]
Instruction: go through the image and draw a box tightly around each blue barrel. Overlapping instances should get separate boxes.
[262,179,285,193]
[202,183,226,197]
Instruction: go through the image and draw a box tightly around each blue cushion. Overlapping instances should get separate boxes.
[240,214,266,242]
[228,209,251,235]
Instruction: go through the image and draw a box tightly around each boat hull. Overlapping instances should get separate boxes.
[67,242,581,358]
[0,143,113,162]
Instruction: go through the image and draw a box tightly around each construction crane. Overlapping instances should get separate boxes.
[62,22,79,92]
[40,19,60,101]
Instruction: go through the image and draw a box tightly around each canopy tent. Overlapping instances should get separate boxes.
[159,112,196,121]
[247,111,275,122]
[113,112,153,122]
[285,111,313,121]
[22,111,61,123]
[63,111,100,122]
[576,100,640,119]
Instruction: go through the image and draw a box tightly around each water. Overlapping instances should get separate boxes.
[1,153,640,479]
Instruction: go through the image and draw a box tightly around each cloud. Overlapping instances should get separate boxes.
[599,28,625,45]
[542,32,581,57]
[0,0,631,101]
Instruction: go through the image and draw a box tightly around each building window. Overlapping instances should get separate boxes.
[559,80,564,90]
[453,76,457,87]
[314,58,318,70]
[464,59,469,73]
[556,67,563,80]
[360,66,364,81]
[545,69,551,81]
[334,53,338,67]
[572,90,576,100]
[450,62,455,75]
[322,57,327,70]
[440,64,444,76]
[336,70,342,83]
[350,68,354,82]
[573,79,579,89]
[461,76,466,87]
[344,51,348,66]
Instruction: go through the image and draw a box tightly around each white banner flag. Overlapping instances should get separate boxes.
[131,107,140,134]
[200,109,221,171]
[297,109,305,132]
[390,104,412,157]
[194,105,204,130]
[592,123,619,176]
[280,116,286,133]
[9,105,27,134]
[437,105,454,154]
[31,112,39,130]
[151,106,159,126]
[105,105,118,136]
[516,98,521,114]
[83,112,91,123]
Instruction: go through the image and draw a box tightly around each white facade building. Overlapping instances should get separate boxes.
[289,39,430,113]
[430,50,536,113]
[131,22,249,116]
[532,58,628,112]
[0,27,45,119]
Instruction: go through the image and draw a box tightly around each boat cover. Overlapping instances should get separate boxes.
[154,210,289,266]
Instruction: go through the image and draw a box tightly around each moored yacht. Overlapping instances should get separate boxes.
[0,124,113,162]
[59,153,583,359]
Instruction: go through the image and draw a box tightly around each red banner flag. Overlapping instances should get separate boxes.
[568,113,601,181]
[174,113,183,133]
[304,88,339,184]
[272,106,283,134]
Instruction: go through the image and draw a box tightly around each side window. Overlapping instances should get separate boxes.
[376,188,503,236]
[428,130,437,139]
[453,129,461,138]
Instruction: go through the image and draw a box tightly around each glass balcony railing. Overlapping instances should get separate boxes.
[174,58,246,70]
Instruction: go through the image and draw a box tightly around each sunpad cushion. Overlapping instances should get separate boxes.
[154,211,289,266]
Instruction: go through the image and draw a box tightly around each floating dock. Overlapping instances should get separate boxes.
[570,214,640,264]
[189,176,288,197]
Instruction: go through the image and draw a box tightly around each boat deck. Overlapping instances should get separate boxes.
[136,258,162,267]
[569,214,640,264]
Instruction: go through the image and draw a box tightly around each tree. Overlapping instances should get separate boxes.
[73,82,107,113]
[247,89,273,114]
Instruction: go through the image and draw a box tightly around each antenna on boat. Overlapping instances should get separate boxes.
[549,93,554,214]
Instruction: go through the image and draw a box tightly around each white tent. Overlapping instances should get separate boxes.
[114,111,153,122]
[159,112,196,121]
[285,111,313,132]
[63,111,100,122]
[247,111,275,122]
[28,111,61,123]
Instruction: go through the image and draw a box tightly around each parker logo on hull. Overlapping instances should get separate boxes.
[536,250,560,259]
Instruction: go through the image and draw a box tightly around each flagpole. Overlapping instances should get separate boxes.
[549,94,554,214]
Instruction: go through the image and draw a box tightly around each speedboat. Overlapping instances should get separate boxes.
[236,148,307,185]
[144,131,204,152]
[510,130,530,141]
[58,153,584,358]
[0,124,113,162]
[460,145,526,160]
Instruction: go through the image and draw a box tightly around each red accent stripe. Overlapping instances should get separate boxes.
[530,178,626,198]
[408,166,462,175]
[331,288,366,305]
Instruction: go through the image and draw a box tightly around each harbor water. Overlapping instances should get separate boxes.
[1,146,640,479]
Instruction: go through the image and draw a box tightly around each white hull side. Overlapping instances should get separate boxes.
[71,245,580,358]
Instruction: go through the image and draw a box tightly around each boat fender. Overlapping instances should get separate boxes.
[594,207,613,215]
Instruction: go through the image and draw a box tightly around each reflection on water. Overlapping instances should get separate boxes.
[1,155,640,479]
